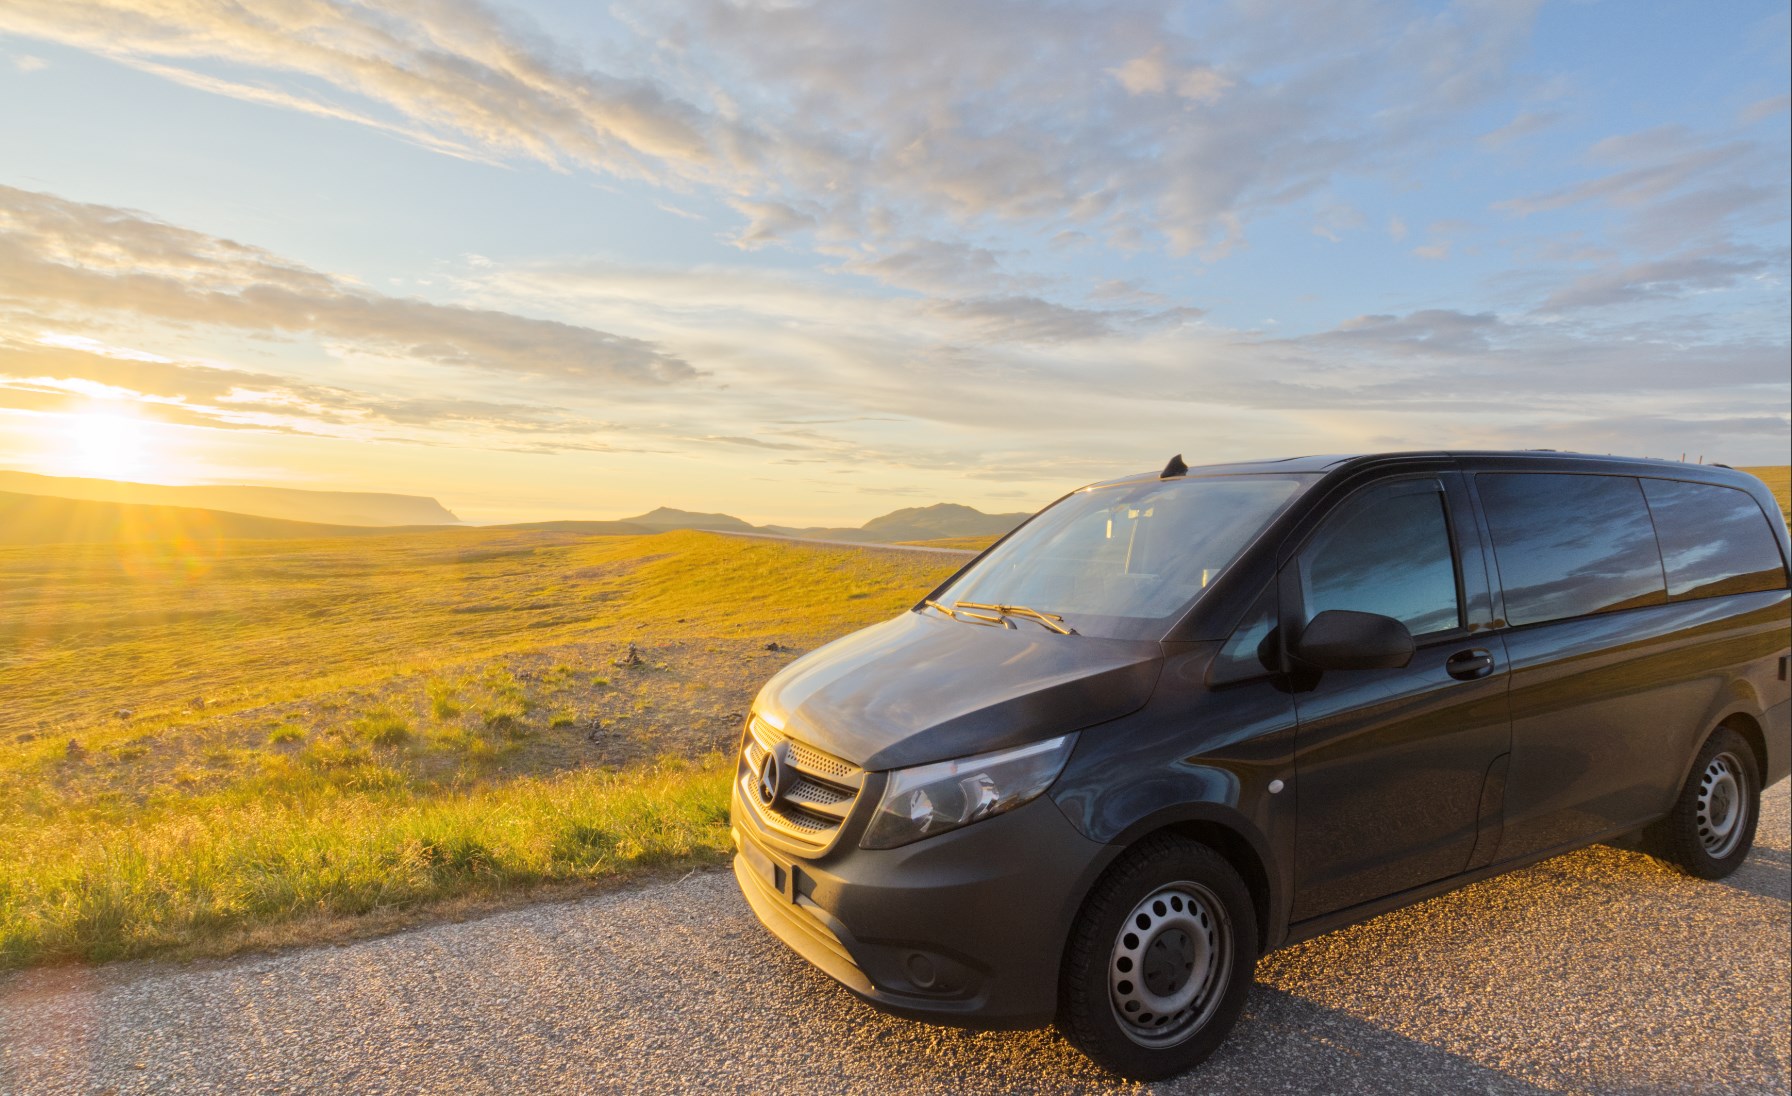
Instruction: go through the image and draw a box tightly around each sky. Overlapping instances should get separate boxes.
[0,0,1786,525]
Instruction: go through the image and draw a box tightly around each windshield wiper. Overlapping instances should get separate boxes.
[924,599,1010,628]
[953,601,1078,635]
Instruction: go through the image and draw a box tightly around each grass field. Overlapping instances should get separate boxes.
[4,467,1786,971]
[1743,466,1791,522]
[0,529,959,968]
[899,535,1002,551]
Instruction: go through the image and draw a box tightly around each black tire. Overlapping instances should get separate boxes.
[1643,725,1761,879]
[1056,836,1258,1081]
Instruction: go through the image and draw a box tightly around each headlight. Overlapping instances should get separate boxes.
[860,734,1078,849]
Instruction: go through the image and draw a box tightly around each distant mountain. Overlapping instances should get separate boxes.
[648,501,1031,543]
[618,507,758,532]
[0,479,1034,547]
[0,491,439,545]
[0,471,459,527]
[859,503,1031,542]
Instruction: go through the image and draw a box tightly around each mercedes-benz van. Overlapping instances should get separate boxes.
[729,451,1791,1080]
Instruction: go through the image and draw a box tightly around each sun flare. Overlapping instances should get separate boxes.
[54,405,169,482]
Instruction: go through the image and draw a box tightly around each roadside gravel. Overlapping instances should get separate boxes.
[3,785,1786,1095]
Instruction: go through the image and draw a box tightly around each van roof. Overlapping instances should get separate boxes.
[1090,450,1753,488]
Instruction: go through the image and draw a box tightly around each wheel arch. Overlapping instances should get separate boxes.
[1670,701,1770,799]
[1094,806,1284,954]
[1718,710,1768,781]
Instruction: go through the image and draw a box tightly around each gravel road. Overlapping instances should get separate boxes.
[3,785,1786,1095]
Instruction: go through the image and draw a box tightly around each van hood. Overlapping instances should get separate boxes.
[757,610,1163,771]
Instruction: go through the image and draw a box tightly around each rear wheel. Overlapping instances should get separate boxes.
[1057,836,1257,1080]
[1644,725,1761,879]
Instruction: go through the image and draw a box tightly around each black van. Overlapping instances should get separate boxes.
[730,451,1791,1080]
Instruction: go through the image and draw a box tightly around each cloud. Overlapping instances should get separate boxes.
[0,185,694,385]
[1110,47,1173,96]
[1109,46,1232,102]
[832,238,1014,295]
[476,253,1784,462]
[1534,249,1784,313]
[1478,109,1561,148]
[1317,310,1503,356]
[0,0,739,181]
[11,53,48,73]
[1,0,1550,285]
[1313,203,1366,243]
[0,337,656,443]
[1740,95,1790,126]
[1495,125,1787,250]
[727,199,815,250]
[6,219,1787,477]
[928,297,1125,343]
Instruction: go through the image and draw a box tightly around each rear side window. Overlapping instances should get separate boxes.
[1640,479,1788,600]
[1477,473,1666,625]
[1297,478,1461,637]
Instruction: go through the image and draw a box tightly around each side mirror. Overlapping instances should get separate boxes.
[1292,610,1415,671]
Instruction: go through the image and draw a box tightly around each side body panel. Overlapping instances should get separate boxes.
[1494,593,1789,857]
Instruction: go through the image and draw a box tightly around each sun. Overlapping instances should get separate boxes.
[55,404,169,482]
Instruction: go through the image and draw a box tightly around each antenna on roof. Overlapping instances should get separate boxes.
[1161,453,1188,478]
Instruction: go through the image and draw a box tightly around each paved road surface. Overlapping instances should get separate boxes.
[3,786,1787,1095]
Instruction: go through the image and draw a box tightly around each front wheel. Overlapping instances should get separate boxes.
[1056,836,1258,1081]
[1644,725,1761,879]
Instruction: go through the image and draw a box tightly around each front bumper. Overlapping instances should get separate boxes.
[730,781,1113,1029]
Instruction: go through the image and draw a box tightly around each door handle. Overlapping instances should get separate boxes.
[1445,648,1495,680]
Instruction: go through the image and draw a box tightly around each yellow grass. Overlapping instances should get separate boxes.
[0,529,959,968]
[1741,466,1791,523]
[898,535,1001,551]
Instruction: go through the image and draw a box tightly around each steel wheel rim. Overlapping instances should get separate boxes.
[1108,881,1232,1048]
[1697,751,1748,859]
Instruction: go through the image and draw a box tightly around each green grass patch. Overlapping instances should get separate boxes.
[0,755,732,967]
[266,724,305,746]
[351,708,412,747]
[427,680,463,720]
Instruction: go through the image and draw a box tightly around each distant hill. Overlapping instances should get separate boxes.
[0,470,459,527]
[618,507,758,532]
[859,502,1030,541]
[0,491,440,545]
[654,501,1034,543]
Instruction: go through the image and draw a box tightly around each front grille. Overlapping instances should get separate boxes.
[786,741,855,780]
[768,808,833,834]
[788,777,850,806]
[740,717,865,847]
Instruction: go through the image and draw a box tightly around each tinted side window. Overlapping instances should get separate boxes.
[1641,478,1788,600]
[1298,479,1461,637]
[1477,473,1666,626]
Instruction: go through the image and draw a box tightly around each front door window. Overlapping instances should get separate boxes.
[1297,478,1461,637]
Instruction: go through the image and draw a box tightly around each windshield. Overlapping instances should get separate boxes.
[932,474,1315,639]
